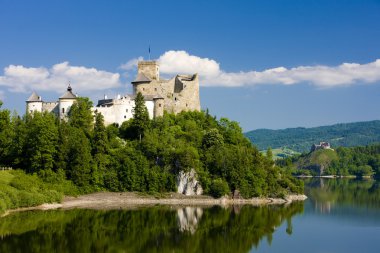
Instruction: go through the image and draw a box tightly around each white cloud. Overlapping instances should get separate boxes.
[119,57,144,71]
[0,90,4,100]
[158,51,221,78]
[0,62,121,93]
[156,50,380,88]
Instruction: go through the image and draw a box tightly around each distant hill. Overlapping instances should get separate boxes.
[245,120,380,153]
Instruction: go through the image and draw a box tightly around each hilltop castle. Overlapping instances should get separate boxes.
[26,60,201,125]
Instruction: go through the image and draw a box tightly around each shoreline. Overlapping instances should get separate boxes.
[295,175,372,179]
[1,192,307,217]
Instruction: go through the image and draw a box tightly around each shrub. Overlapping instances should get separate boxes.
[209,178,230,198]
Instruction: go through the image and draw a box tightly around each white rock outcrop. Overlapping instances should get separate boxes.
[176,169,203,195]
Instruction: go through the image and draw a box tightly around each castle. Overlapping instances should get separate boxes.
[310,142,333,152]
[26,60,201,125]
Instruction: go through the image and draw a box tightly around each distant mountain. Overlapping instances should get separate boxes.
[245,120,380,153]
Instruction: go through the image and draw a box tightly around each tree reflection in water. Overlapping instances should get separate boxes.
[0,203,303,253]
[304,178,380,213]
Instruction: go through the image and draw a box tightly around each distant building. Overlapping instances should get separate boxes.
[26,60,201,126]
[310,142,332,152]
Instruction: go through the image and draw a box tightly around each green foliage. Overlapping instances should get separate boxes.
[0,170,69,214]
[209,178,229,197]
[0,102,14,166]
[202,128,224,148]
[246,120,380,152]
[0,99,304,212]
[24,112,58,173]
[68,97,94,136]
[279,143,380,178]
[131,92,150,141]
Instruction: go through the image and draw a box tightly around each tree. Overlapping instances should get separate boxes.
[0,101,13,166]
[132,92,150,141]
[68,97,94,136]
[24,112,58,173]
[202,128,224,148]
[92,112,110,189]
[92,112,108,155]
[65,127,93,188]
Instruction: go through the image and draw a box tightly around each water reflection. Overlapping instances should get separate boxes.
[304,178,380,213]
[177,207,203,234]
[0,203,303,253]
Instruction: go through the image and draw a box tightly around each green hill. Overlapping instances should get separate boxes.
[245,120,380,153]
[294,149,338,176]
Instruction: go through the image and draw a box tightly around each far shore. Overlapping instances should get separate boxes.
[295,175,373,179]
[1,192,307,217]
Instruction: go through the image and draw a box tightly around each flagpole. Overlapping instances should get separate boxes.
[149,45,151,60]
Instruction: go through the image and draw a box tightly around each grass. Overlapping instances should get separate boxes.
[0,170,78,214]
[0,170,14,184]
[261,148,301,160]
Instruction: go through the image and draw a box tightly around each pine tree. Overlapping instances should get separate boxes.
[132,92,150,142]
[93,112,108,155]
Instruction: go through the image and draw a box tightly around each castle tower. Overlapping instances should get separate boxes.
[138,61,159,81]
[26,91,43,114]
[132,61,160,95]
[59,84,77,120]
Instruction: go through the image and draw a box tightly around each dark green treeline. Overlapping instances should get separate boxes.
[0,95,303,197]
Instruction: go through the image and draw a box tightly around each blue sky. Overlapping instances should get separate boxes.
[0,0,379,130]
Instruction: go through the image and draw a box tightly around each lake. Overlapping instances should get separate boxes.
[0,178,379,253]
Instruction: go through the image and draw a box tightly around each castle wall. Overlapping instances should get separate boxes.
[95,96,154,126]
[26,102,43,114]
[134,73,201,114]
[42,102,59,115]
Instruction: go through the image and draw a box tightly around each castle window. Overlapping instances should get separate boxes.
[155,88,157,91]
[186,103,188,107]
[62,108,65,113]
[159,104,161,107]
[175,97,177,101]
[124,115,126,119]
[143,88,145,91]
[126,109,128,112]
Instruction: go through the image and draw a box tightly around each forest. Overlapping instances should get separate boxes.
[276,144,380,177]
[0,93,303,212]
[245,120,380,152]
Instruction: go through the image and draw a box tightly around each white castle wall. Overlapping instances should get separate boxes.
[27,101,43,114]
[94,96,154,126]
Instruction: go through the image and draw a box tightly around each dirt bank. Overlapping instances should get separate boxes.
[2,192,307,216]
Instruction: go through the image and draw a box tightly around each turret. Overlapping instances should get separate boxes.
[59,84,77,120]
[26,91,43,114]
[153,96,164,118]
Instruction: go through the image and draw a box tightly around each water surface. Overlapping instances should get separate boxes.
[0,178,379,253]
